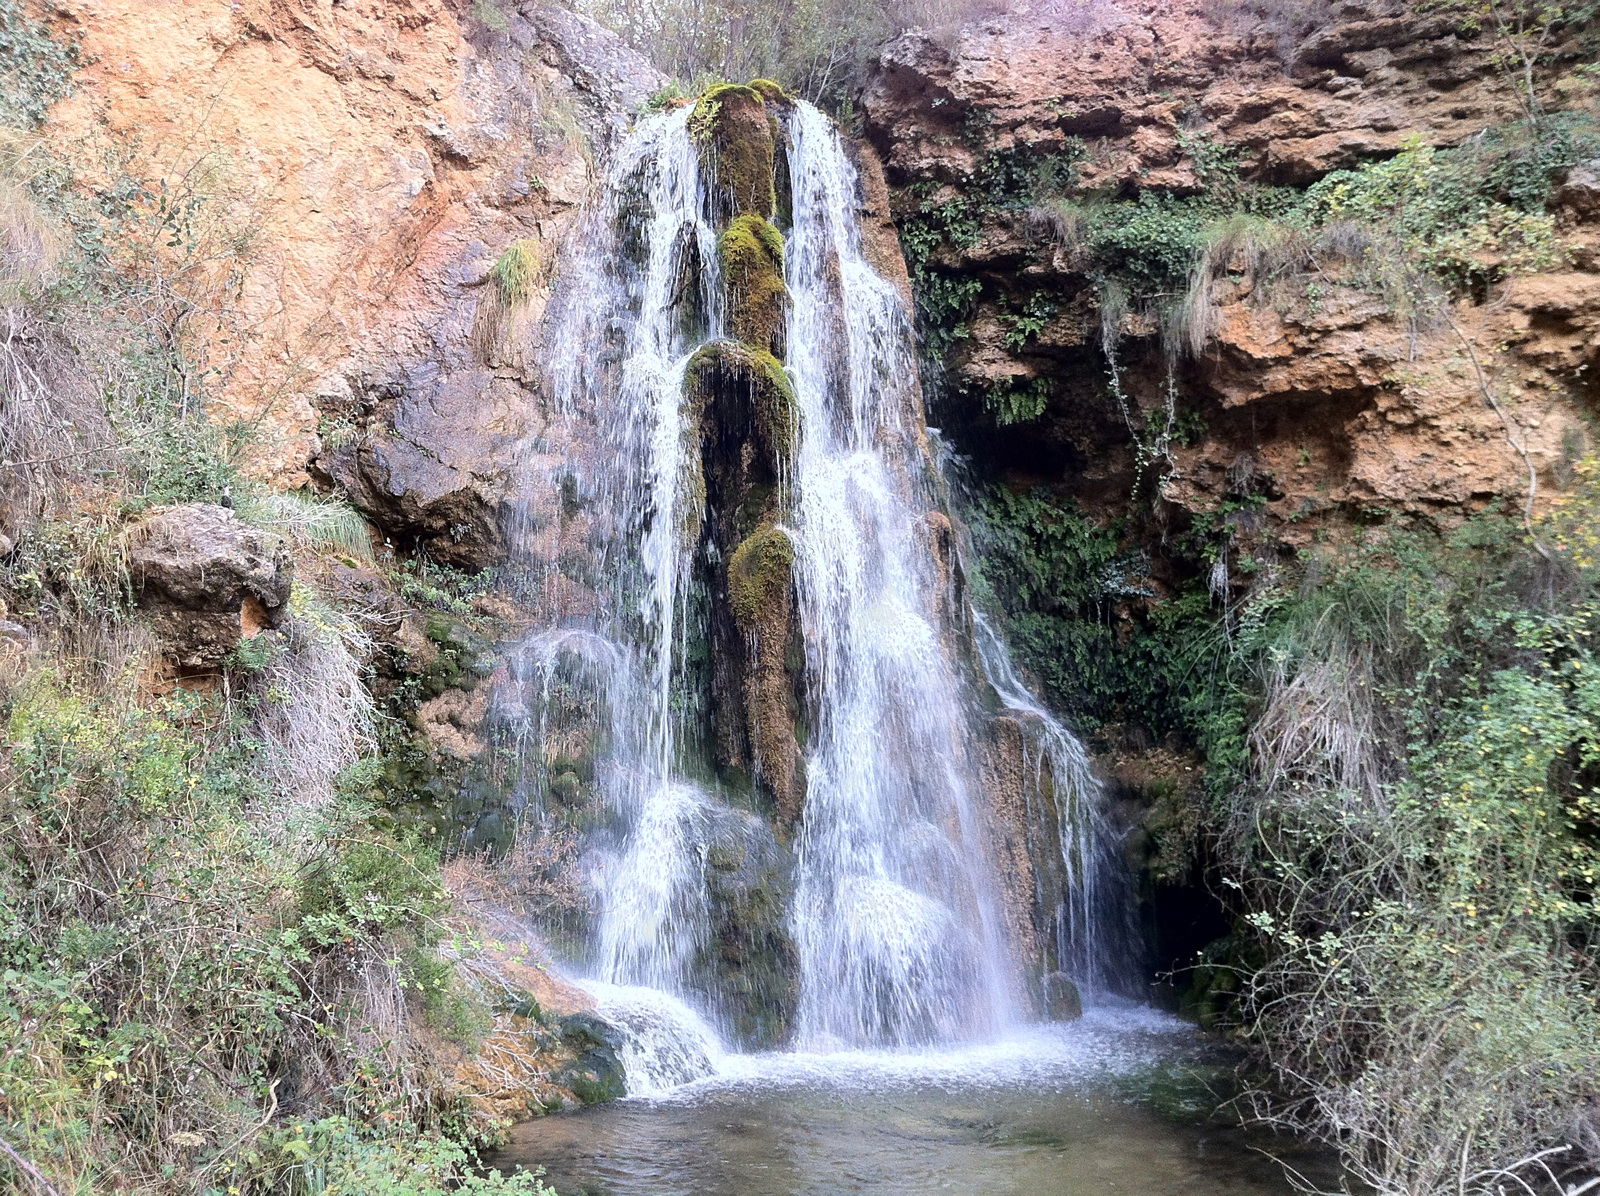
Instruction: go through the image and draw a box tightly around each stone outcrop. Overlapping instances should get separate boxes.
[42,0,660,567]
[860,0,1600,569]
[434,906,625,1125]
[866,0,1544,192]
[125,503,292,672]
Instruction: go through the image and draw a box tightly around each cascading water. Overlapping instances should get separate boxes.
[501,89,1135,1085]
[972,612,1136,997]
[783,104,1014,1046]
[527,105,724,996]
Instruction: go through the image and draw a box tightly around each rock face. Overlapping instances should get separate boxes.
[860,0,1600,566]
[867,0,1537,192]
[125,503,292,672]
[42,0,660,566]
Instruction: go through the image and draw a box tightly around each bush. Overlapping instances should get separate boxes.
[1209,510,1600,1193]
[0,0,77,125]
[0,661,510,1193]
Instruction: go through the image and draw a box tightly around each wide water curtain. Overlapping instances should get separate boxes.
[518,85,1118,1053]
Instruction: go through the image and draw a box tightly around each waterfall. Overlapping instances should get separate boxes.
[502,90,1134,1080]
[528,105,724,995]
[783,104,1014,1046]
[972,612,1135,997]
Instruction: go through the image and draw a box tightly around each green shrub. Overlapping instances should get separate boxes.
[0,663,506,1193]
[0,0,78,126]
[1207,510,1600,1192]
[1301,137,1571,289]
[295,831,448,942]
[258,1115,555,1195]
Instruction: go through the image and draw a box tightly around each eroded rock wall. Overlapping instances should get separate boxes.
[861,0,1600,561]
[41,0,659,565]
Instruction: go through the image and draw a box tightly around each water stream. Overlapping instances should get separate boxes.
[783,101,1015,1048]
[485,91,1291,1189]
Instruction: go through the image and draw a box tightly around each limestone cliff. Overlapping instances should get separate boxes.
[40,0,658,564]
[861,0,1600,567]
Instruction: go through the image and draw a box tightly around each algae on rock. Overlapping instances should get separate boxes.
[718,213,788,355]
[725,523,805,826]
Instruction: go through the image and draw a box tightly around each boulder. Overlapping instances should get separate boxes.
[125,503,292,672]
[1042,971,1084,1022]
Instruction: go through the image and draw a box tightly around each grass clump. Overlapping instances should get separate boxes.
[490,238,543,307]
[234,487,376,561]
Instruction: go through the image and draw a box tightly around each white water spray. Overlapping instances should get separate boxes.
[783,104,1015,1046]
[505,97,1134,1086]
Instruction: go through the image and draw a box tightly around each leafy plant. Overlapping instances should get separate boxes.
[1213,512,1600,1192]
[982,375,1051,425]
[0,0,78,125]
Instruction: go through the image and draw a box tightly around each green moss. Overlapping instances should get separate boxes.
[747,78,789,105]
[689,83,776,219]
[727,523,794,629]
[718,214,787,352]
[685,339,797,467]
[688,83,759,136]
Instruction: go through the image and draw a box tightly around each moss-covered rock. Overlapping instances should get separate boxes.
[689,83,776,221]
[684,339,797,472]
[725,523,806,830]
[718,214,787,355]
[554,1013,628,1103]
[746,78,790,106]
[699,805,798,1047]
[727,523,793,630]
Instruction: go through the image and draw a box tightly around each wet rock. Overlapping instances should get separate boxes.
[691,83,779,222]
[125,504,292,673]
[1042,972,1083,1022]
[318,370,522,570]
[554,1012,628,1104]
[700,805,798,1048]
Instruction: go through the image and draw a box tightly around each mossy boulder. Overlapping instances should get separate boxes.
[689,83,776,221]
[727,523,793,630]
[554,1013,627,1104]
[699,804,798,1047]
[1042,971,1084,1022]
[683,339,797,473]
[746,78,790,106]
[719,214,787,355]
